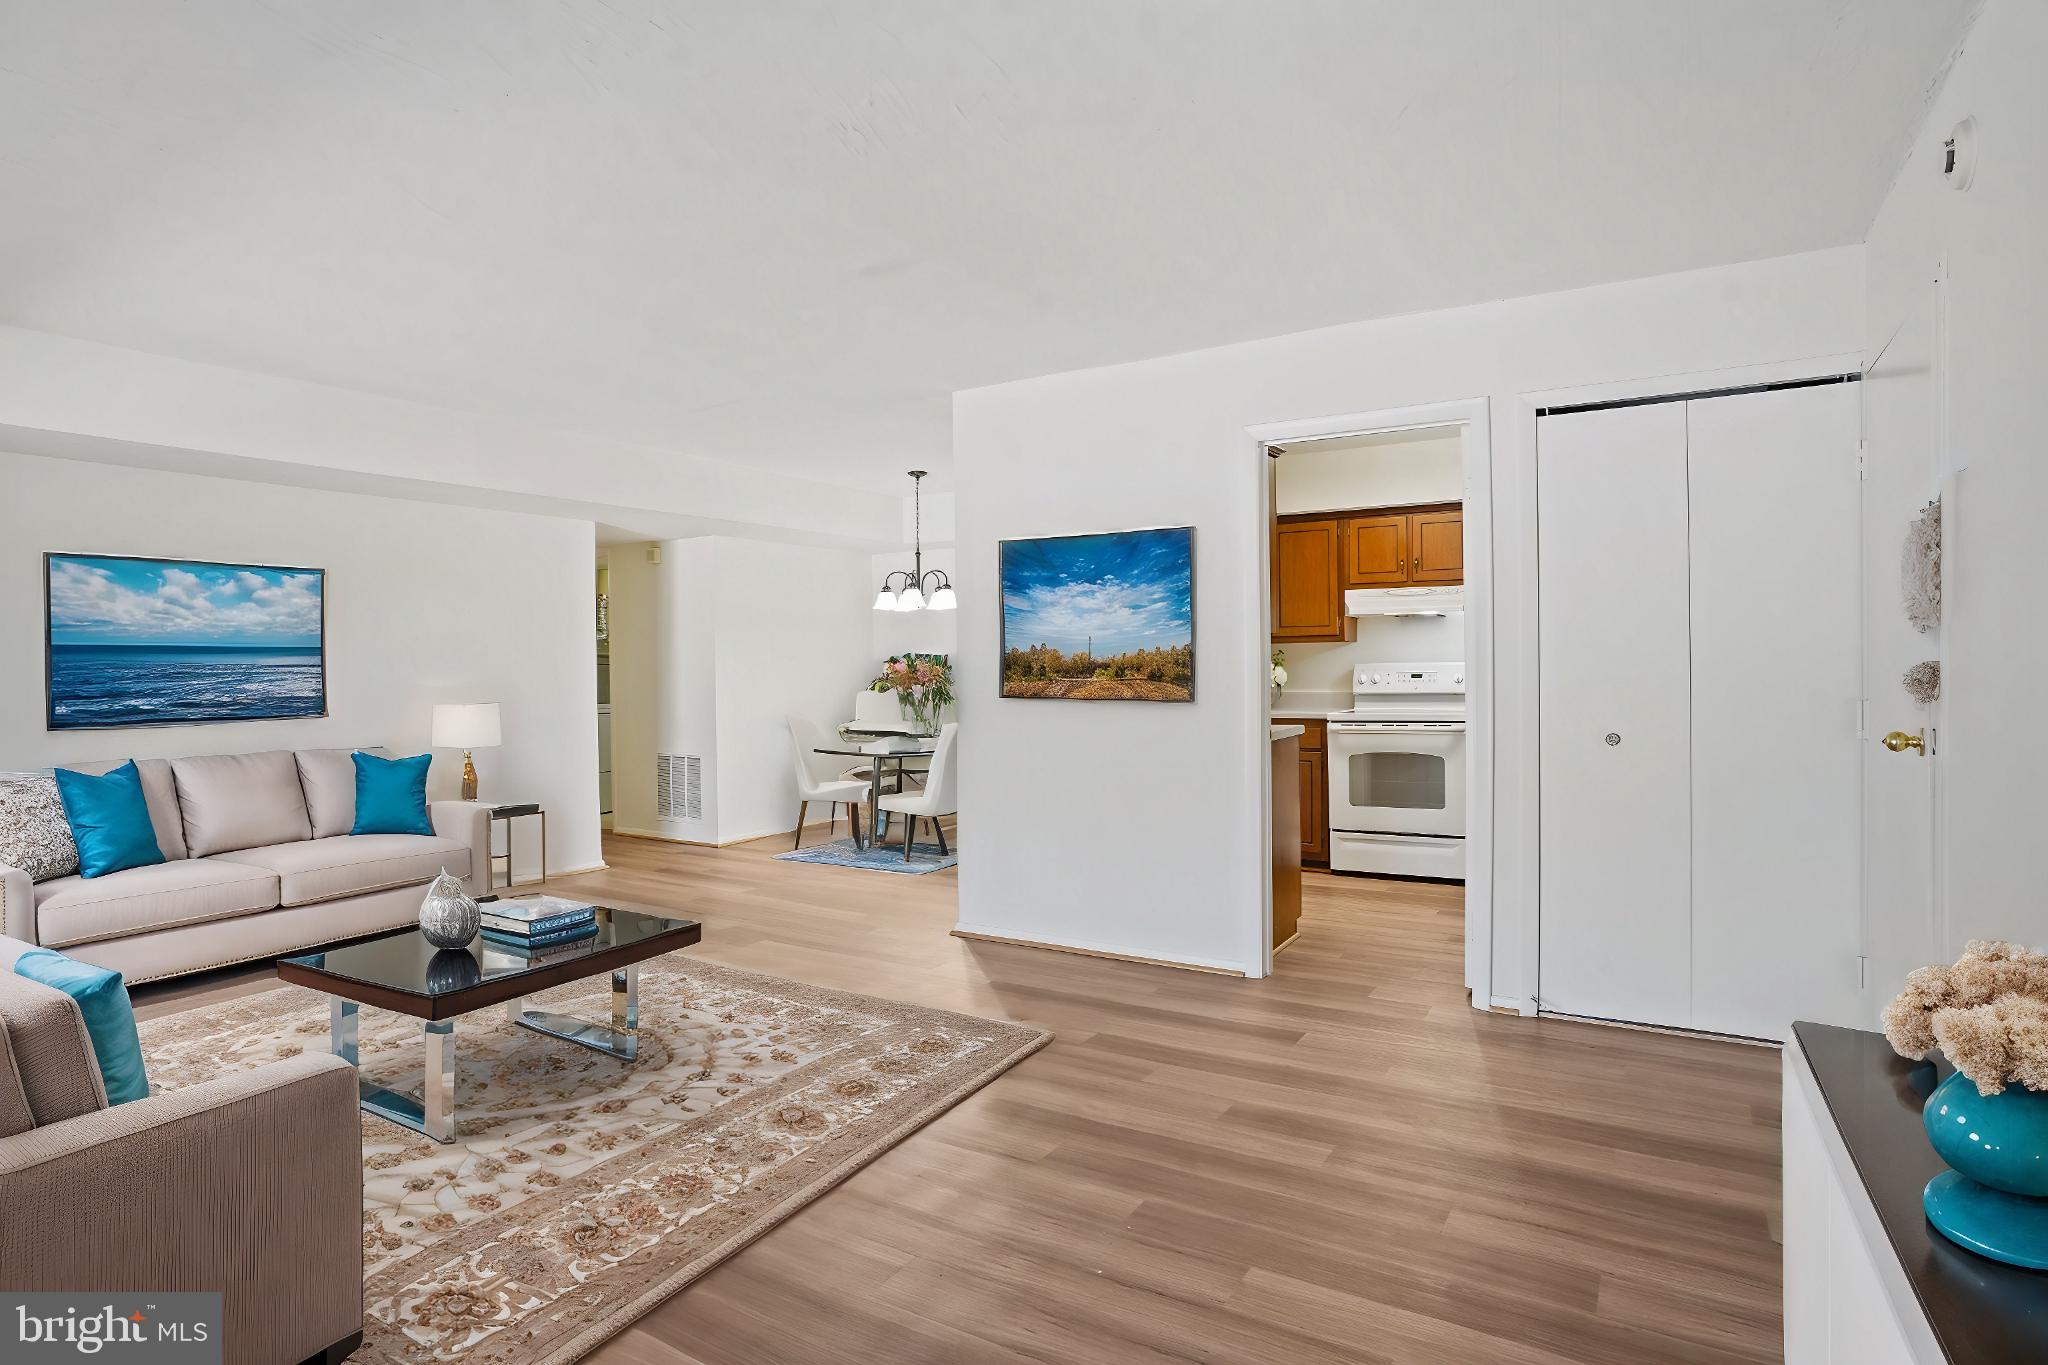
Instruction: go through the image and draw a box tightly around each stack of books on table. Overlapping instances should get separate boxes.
[480,895,599,957]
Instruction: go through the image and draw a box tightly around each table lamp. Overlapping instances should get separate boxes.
[432,702,501,801]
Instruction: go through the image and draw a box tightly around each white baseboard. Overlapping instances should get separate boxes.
[608,826,681,842]
[951,922,1250,977]
[608,827,767,849]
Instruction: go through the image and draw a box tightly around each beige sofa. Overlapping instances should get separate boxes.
[0,748,489,984]
[0,938,363,1363]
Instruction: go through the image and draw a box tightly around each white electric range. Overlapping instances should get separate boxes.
[1326,662,1466,879]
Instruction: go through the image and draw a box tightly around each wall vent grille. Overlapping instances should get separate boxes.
[656,754,702,821]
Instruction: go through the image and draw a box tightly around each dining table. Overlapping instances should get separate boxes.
[813,739,937,850]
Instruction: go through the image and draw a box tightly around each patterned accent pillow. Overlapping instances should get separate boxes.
[0,773,81,882]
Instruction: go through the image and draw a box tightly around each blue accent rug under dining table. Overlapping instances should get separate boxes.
[774,837,957,875]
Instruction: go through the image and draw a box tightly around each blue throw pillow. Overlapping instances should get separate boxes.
[52,760,165,879]
[13,948,149,1105]
[352,751,435,836]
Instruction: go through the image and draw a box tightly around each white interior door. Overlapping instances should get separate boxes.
[1537,402,1692,1025]
[1861,312,1942,1015]
[1686,383,1864,1037]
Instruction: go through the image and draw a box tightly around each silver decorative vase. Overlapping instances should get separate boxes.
[418,868,480,948]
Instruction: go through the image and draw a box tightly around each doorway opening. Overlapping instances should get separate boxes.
[595,553,614,831]
[1246,400,1493,992]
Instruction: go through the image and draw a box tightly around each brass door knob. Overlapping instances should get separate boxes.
[1882,729,1926,754]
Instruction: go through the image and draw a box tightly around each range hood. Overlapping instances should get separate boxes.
[1344,586,1466,617]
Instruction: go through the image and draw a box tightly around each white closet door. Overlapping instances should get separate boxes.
[1538,402,1693,1026]
[1687,383,1863,1038]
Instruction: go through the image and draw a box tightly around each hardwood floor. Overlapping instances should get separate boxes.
[134,830,1784,1365]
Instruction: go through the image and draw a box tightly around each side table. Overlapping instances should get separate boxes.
[486,801,546,889]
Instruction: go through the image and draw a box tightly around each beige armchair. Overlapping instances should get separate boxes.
[0,940,363,1365]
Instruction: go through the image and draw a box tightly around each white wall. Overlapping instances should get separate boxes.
[1863,0,2048,962]
[0,450,600,882]
[0,323,903,549]
[608,537,874,846]
[1274,428,1463,514]
[710,538,877,843]
[954,246,1864,979]
[644,540,721,844]
[870,547,959,661]
[1279,617,1467,700]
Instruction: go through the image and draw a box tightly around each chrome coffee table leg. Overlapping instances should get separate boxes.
[422,1021,455,1142]
[330,999,459,1144]
[507,965,640,1062]
[330,998,358,1066]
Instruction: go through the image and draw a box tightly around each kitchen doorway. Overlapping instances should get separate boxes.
[1245,400,1493,991]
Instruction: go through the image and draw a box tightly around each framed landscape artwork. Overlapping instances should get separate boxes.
[1000,526,1194,702]
[45,553,327,730]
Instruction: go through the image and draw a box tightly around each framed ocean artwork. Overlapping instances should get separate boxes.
[44,553,327,730]
[999,525,1194,702]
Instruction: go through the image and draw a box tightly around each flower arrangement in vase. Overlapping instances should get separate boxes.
[1271,648,1288,703]
[1884,939,2048,1268]
[870,653,954,737]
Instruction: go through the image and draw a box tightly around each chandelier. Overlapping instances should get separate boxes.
[872,470,955,612]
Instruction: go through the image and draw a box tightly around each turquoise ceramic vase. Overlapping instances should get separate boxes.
[1921,1069,2048,1268]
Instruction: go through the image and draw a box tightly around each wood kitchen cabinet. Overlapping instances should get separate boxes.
[1409,508,1464,583]
[1345,513,1409,586]
[1298,719,1327,864]
[1271,518,1353,642]
[1275,504,1462,644]
[1343,505,1463,588]
[1272,730,1302,954]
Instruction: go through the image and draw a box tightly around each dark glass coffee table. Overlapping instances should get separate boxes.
[277,906,701,1143]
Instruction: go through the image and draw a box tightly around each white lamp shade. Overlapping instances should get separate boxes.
[927,585,957,611]
[433,702,502,749]
[871,588,897,612]
[895,584,925,611]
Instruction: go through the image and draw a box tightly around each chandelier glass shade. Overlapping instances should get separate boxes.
[874,470,954,613]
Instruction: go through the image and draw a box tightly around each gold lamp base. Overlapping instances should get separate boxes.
[460,750,479,801]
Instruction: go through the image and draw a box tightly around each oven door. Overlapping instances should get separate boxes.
[1327,724,1466,838]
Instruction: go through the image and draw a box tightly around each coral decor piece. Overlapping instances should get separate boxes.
[869,653,954,735]
[1902,659,1941,705]
[1885,940,2048,1096]
[1889,939,2048,1268]
[1902,498,1942,633]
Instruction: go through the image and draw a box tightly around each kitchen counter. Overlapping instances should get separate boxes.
[1271,689,1349,720]
[1270,728,1301,953]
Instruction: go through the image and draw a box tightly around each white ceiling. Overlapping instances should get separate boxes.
[0,1,1976,493]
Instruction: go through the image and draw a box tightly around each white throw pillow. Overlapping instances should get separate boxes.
[0,772,81,882]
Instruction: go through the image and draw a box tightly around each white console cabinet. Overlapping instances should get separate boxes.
[1783,1025,2044,1365]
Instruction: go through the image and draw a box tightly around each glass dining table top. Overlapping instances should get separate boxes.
[812,745,936,759]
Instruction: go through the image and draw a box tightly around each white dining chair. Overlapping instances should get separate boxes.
[876,722,958,860]
[852,690,901,728]
[787,716,871,850]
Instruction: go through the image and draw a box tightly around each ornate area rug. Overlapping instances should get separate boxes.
[137,954,1049,1365]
